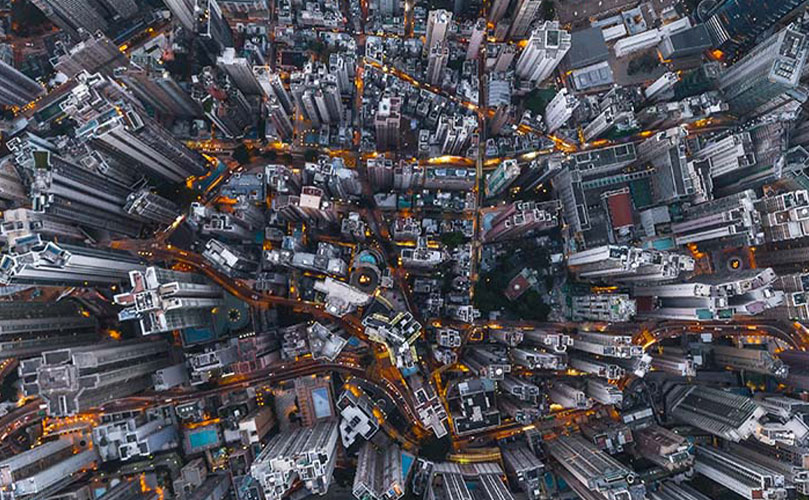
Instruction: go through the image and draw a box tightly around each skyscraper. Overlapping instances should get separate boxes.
[507,0,542,40]
[114,266,224,335]
[194,66,257,139]
[115,53,202,118]
[543,88,578,133]
[467,18,486,60]
[700,0,806,59]
[634,268,784,321]
[694,445,788,500]
[718,24,808,117]
[567,245,695,283]
[255,67,293,113]
[426,44,449,86]
[19,338,170,416]
[217,47,264,96]
[0,300,98,359]
[485,159,521,198]
[251,421,340,500]
[670,189,763,250]
[0,241,145,287]
[666,384,766,441]
[266,96,294,140]
[0,440,99,498]
[8,134,150,237]
[544,435,640,500]
[352,441,405,500]
[0,59,44,107]
[63,72,209,183]
[375,97,402,151]
[424,9,451,55]
[52,30,127,78]
[28,0,109,38]
[124,189,181,225]
[514,22,571,86]
[92,406,178,461]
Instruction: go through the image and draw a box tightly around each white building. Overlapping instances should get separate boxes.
[515,22,571,85]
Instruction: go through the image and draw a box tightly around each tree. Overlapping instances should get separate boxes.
[303,149,319,162]
[627,52,660,76]
[439,231,466,249]
[232,144,251,164]
[540,0,555,21]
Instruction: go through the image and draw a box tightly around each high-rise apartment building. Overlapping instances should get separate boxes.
[375,97,402,151]
[501,446,544,500]
[514,22,571,85]
[718,24,808,117]
[0,440,98,498]
[28,0,109,38]
[251,421,340,500]
[255,68,293,113]
[115,47,202,118]
[467,18,486,60]
[217,47,264,96]
[92,406,178,462]
[670,189,763,250]
[666,384,766,441]
[0,300,97,359]
[124,189,181,226]
[424,10,451,55]
[700,0,806,59]
[114,267,224,335]
[63,72,209,183]
[485,159,521,198]
[507,0,542,40]
[19,338,170,416]
[568,245,694,283]
[52,30,127,78]
[0,59,44,107]
[194,66,257,139]
[0,241,145,287]
[634,268,783,321]
[481,200,560,242]
[426,44,449,87]
[711,344,788,378]
[570,293,636,322]
[694,445,788,500]
[543,88,578,133]
[352,441,405,500]
[544,435,640,500]
[8,134,154,237]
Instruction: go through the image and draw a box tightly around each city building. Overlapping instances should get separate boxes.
[694,445,788,500]
[0,439,98,498]
[515,22,571,85]
[544,88,579,133]
[353,441,405,500]
[666,384,766,441]
[544,435,642,500]
[114,267,224,335]
[447,377,500,436]
[63,72,209,183]
[501,446,544,500]
[251,421,340,500]
[568,245,695,283]
[92,406,178,461]
[375,97,402,151]
[0,241,146,287]
[424,9,451,54]
[19,338,170,416]
[718,24,808,117]
[0,300,98,359]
